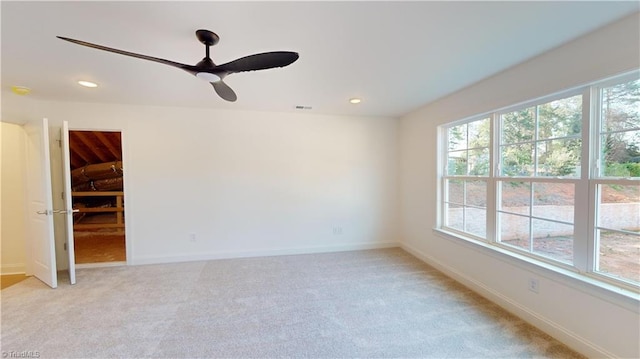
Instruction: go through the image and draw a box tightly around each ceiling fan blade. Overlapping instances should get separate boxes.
[57,36,189,70]
[218,52,299,73]
[211,81,237,102]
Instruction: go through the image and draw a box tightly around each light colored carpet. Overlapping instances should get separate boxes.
[1,248,585,358]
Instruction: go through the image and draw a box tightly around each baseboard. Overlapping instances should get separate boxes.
[400,242,616,359]
[1,263,26,275]
[131,241,400,266]
[76,261,126,269]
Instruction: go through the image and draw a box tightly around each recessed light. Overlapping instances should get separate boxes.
[349,98,361,104]
[11,86,31,95]
[78,80,98,88]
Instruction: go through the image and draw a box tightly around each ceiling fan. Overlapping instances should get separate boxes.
[57,30,299,102]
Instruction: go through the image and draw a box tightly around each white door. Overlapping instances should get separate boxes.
[61,121,77,284]
[24,118,57,288]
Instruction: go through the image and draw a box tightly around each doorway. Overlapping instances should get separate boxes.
[68,130,126,265]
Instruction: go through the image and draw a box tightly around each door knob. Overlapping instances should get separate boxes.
[53,209,78,214]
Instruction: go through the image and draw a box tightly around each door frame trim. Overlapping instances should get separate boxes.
[65,126,131,266]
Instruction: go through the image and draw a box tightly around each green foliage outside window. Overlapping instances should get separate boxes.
[447,119,490,176]
[602,79,640,178]
[500,96,582,177]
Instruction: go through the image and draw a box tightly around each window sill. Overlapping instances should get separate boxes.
[433,227,640,312]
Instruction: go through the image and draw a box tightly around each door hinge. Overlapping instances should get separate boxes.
[61,191,65,200]
[64,242,67,251]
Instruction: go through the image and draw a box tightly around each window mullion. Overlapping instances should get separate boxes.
[462,180,467,232]
[590,182,600,273]
[534,106,540,176]
[573,88,598,273]
[528,183,534,253]
[487,113,500,243]
[439,125,447,229]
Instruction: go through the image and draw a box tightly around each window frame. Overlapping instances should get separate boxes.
[438,70,639,293]
[441,115,493,243]
[589,73,640,288]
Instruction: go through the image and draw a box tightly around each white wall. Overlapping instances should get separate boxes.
[399,12,640,358]
[0,122,27,274]
[0,100,398,269]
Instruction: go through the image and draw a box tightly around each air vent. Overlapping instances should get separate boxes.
[295,105,312,110]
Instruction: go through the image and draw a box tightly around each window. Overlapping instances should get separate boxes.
[440,72,640,290]
[497,95,582,265]
[593,78,640,284]
[444,118,490,238]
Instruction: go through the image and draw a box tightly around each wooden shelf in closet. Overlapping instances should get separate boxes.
[72,191,124,230]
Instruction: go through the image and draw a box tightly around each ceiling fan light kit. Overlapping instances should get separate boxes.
[57,29,299,102]
[78,80,98,88]
[196,72,221,83]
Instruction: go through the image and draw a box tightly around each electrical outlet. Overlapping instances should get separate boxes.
[528,278,539,293]
[333,226,343,235]
[189,233,197,242]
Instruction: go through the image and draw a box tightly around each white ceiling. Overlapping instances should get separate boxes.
[2,1,638,118]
